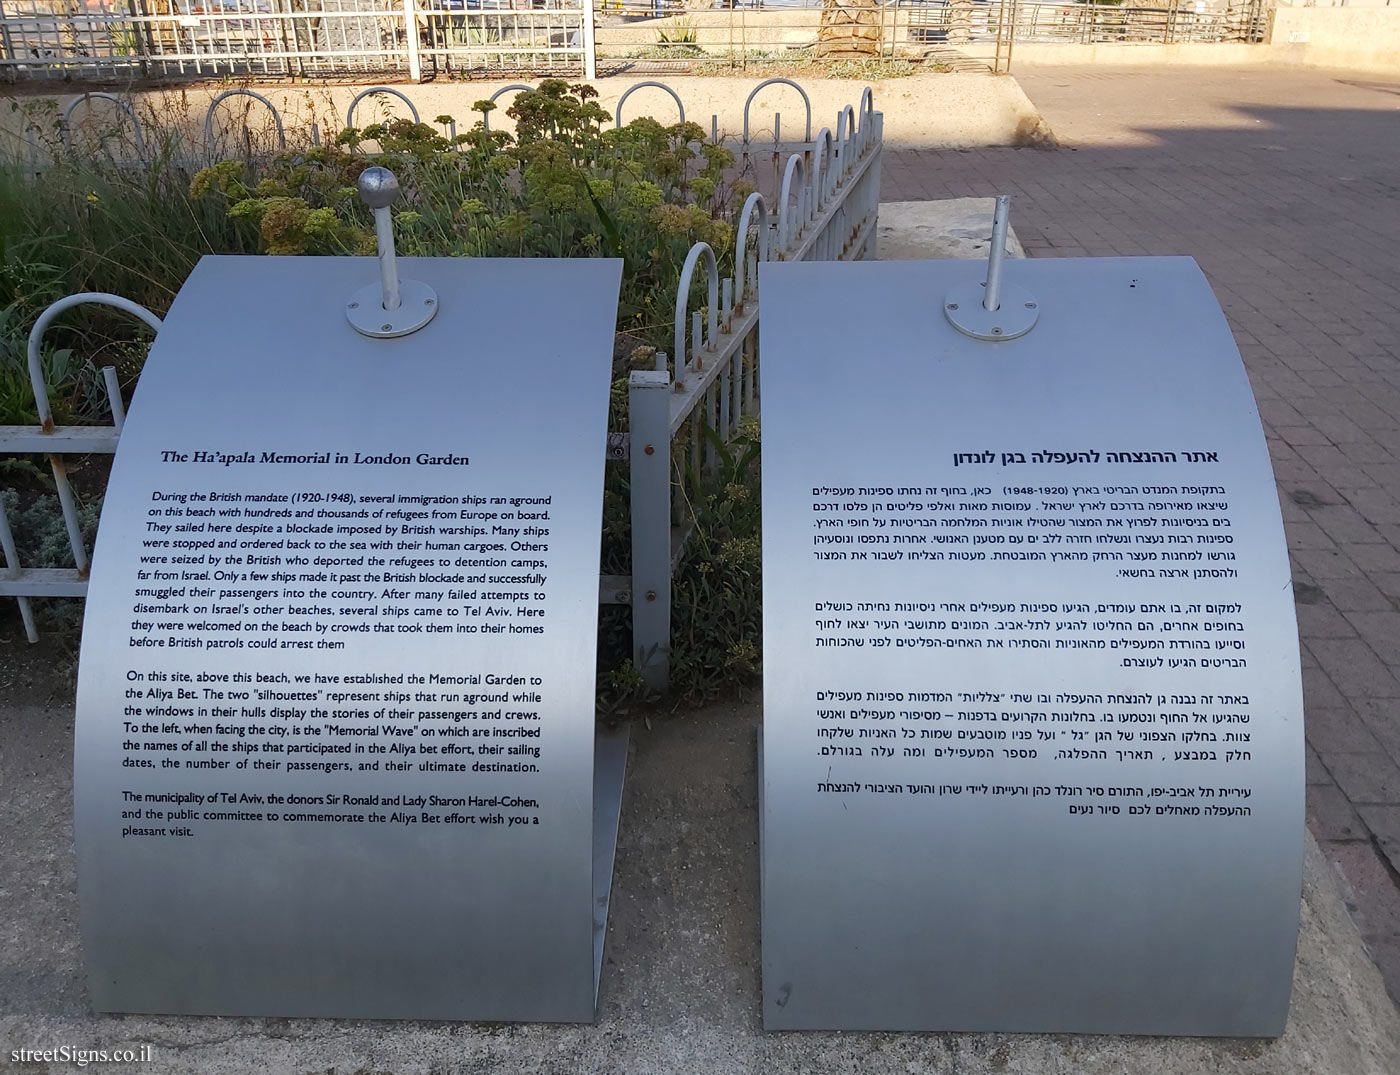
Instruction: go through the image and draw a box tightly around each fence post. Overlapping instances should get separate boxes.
[629,367,672,691]
[581,0,597,80]
[404,0,422,81]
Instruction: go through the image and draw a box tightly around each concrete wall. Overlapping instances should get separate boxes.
[1268,8,1400,75]
[1003,9,1400,75]
[595,11,824,51]
[1008,42,1270,66]
[1,73,1050,153]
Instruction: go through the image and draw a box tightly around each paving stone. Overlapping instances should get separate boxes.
[1307,638,1400,699]
[1302,664,1348,711]
[1309,505,1386,546]
[1345,611,1400,667]
[883,61,1400,1001]
[1286,520,1338,551]
[1306,741,1334,785]
[1307,706,1385,755]
[1347,544,1400,575]
[1352,699,1400,769]
[1279,425,1334,448]
[1371,573,1400,603]
[1296,602,1360,640]
[1358,805,1400,876]
[1308,783,1370,842]
[1291,547,1365,580]
[1318,577,1396,613]
[1320,838,1400,1001]
[1323,752,1400,806]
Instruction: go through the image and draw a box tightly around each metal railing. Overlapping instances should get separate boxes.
[0,79,882,691]
[593,3,906,71]
[0,0,1268,83]
[625,82,882,686]
[0,0,594,82]
[911,0,1268,49]
[0,294,159,642]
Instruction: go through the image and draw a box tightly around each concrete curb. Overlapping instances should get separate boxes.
[2,702,1397,1074]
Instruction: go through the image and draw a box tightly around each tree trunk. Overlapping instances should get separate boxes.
[816,0,881,60]
[947,0,973,44]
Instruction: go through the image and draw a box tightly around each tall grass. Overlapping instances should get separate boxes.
[0,83,763,705]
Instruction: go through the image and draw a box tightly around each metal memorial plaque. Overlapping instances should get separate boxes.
[758,257,1303,1035]
[74,255,623,1021]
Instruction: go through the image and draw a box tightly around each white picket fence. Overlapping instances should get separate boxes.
[0,79,883,690]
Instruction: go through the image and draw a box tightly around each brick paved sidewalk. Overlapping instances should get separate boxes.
[882,63,1400,1001]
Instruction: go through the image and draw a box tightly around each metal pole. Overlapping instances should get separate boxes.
[102,366,125,431]
[983,194,1010,313]
[581,0,596,80]
[404,0,421,81]
[0,503,38,643]
[994,0,1007,73]
[629,366,672,691]
[359,167,402,312]
[374,209,401,311]
[1006,0,1016,71]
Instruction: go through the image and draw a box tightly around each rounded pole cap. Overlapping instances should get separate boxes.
[357,166,400,210]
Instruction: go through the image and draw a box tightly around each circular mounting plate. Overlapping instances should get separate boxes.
[943,280,1039,342]
[346,278,438,339]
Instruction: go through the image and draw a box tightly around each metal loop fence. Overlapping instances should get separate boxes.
[0,80,883,689]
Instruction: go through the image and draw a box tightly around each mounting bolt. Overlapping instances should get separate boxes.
[645,591,657,602]
[346,165,437,339]
[644,444,655,456]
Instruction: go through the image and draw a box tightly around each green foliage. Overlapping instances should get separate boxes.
[0,98,239,427]
[695,50,917,79]
[1,488,99,638]
[657,18,698,45]
[667,419,763,698]
[1,83,763,707]
[189,81,738,351]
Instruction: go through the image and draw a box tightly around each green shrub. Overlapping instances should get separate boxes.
[0,82,761,707]
[188,81,738,355]
[0,487,100,640]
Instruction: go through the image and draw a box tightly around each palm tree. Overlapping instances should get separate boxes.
[816,0,881,59]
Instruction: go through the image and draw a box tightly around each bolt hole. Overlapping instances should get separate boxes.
[348,302,359,309]
[947,303,959,311]
[381,323,392,332]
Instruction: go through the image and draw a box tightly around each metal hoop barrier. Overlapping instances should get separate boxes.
[204,89,286,154]
[28,294,161,431]
[835,104,858,166]
[61,93,146,156]
[858,88,876,154]
[742,78,813,146]
[733,193,769,307]
[674,242,719,373]
[810,127,835,211]
[777,153,809,255]
[615,81,685,129]
[482,84,533,132]
[26,294,162,579]
[346,87,422,130]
